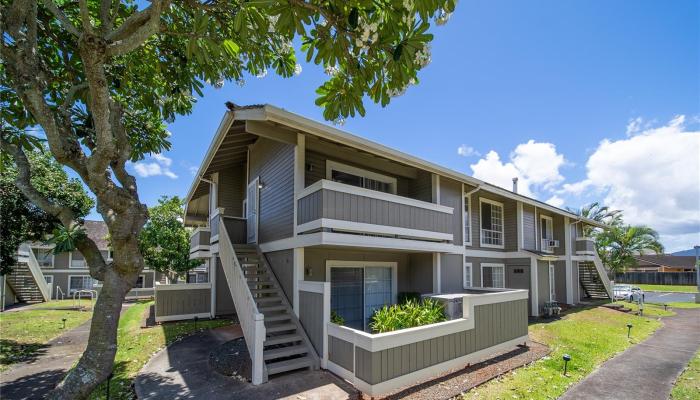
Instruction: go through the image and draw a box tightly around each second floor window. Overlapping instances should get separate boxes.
[327,160,397,194]
[35,249,53,268]
[70,251,86,268]
[463,196,471,245]
[463,261,473,288]
[480,198,504,247]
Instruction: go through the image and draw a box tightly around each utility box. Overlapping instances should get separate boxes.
[423,293,464,320]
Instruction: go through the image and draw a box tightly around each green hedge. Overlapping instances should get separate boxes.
[369,298,446,333]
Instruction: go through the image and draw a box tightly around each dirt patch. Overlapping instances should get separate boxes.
[370,341,550,400]
[209,337,251,383]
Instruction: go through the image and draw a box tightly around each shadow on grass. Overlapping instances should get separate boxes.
[0,369,66,400]
[529,300,609,325]
[0,339,50,370]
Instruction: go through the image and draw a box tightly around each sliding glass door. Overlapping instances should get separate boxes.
[330,265,394,331]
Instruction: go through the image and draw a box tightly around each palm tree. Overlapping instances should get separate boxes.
[567,202,623,234]
[595,225,664,274]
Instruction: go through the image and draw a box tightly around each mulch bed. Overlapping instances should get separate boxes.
[367,341,550,400]
[209,337,252,383]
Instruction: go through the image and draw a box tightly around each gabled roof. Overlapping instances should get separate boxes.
[83,220,110,249]
[185,104,607,228]
[634,254,697,269]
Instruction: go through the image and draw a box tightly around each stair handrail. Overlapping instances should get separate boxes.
[218,217,266,385]
[56,285,65,300]
[21,244,51,301]
[591,254,613,299]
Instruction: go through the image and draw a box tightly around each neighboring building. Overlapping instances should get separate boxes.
[2,220,164,308]
[630,255,697,272]
[166,104,612,392]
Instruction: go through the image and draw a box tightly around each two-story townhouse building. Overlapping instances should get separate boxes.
[178,104,611,391]
[2,221,162,308]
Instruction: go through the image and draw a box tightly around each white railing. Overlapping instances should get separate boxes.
[591,253,613,299]
[20,244,51,301]
[219,216,266,385]
[56,286,65,300]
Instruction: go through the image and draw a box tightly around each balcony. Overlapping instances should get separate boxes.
[296,180,454,250]
[576,237,596,255]
[189,227,211,259]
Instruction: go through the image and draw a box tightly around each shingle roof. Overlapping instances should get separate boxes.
[634,255,697,269]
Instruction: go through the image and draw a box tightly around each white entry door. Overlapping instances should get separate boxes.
[246,177,259,243]
[44,275,54,300]
[549,263,556,302]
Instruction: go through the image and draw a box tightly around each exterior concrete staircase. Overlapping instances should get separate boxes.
[5,263,45,303]
[579,262,610,299]
[231,244,319,379]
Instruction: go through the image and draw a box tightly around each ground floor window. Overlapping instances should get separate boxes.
[481,263,505,288]
[68,275,95,293]
[463,260,473,289]
[328,262,397,331]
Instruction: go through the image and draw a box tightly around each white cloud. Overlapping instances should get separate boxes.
[469,140,566,199]
[189,166,199,176]
[457,144,480,157]
[132,154,178,179]
[545,195,565,208]
[626,117,643,136]
[570,115,700,251]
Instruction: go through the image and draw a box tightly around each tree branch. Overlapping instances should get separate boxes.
[78,0,95,34]
[41,0,81,37]
[106,0,167,57]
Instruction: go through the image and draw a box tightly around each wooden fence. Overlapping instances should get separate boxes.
[614,272,696,285]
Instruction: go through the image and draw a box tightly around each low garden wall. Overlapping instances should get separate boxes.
[324,288,529,396]
[154,282,212,322]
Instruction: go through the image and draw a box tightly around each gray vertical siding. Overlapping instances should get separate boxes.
[297,189,453,235]
[155,288,211,317]
[576,239,595,253]
[440,253,464,293]
[555,260,567,303]
[222,217,247,244]
[217,165,246,217]
[190,230,211,249]
[537,261,550,310]
[408,170,433,203]
[349,299,528,385]
[248,137,295,243]
[572,261,580,302]
[329,335,354,372]
[265,250,294,304]
[299,291,324,355]
[215,257,236,315]
[522,204,537,250]
[439,177,463,245]
[303,248,410,286]
[408,253,433,294]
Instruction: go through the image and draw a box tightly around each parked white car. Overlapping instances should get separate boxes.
[613,284,645,302]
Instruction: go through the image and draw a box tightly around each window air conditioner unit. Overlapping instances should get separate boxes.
[548,239,560,248]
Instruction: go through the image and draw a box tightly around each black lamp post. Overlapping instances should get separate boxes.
[627,323,633,338]
[563,354,571,376]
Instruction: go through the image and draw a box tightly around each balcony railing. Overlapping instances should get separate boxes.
[296,179,454,242]
[189,227,211,259]
[575,237,596,255]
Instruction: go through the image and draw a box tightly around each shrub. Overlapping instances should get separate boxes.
[330,310,345,326]
[369,298,446,333]
[397,292,422,304]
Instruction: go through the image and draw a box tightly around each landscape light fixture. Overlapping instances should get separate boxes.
[627,323,633,338]
[62,318,67,329]
[106,372,113,400]
[562,354,571,376]
[194,316,199,330]
[664,304,668,311]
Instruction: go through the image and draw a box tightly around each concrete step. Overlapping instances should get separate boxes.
[265,333,303,346]
[266,356,313,376]
[264,344,308,361]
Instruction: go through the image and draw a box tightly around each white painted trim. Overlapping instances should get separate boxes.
[564,217,573,304]
[321,281,331,368]
[136,274,146,288]
[576,237,594,241]
[480,263,506,289]
[259,232,464,254]
[155,312,212,323]
[67,274,94,293]
[463,261,473,289]
[517,202,524,250]
[462,187,472,246]
[298,279,325,294]
[479,198,505,249]
[433,253,441,294]
[296,218,453,242]
[155,282,212,291]
[325,160,397,194]
[433,174,440,204]
[189,245,211,253]
[294,133,306,236]
[548,262,556,302]
[297,179,453,214]
[210,256,217,317]
[530,257,539,316]
[192,226,210,235]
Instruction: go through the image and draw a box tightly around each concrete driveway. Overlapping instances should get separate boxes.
[645,291,696,303]
[560,308,700,400]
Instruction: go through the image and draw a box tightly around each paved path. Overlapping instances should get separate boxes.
[135,325,357,400]
[560,308,700,400]
[646,291,696,303]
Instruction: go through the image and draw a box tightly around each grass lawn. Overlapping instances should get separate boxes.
[672,349,700,400]
[636,284,698,293]
[659,302,700,309]
[0,300,94,372]
[611,300,675,317]
[463,306,662,400]
[89,301,232,399]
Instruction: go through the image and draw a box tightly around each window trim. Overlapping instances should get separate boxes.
[480,263,506,289]
[67,274,94,293]
[325,160,397,194]
[463,190,472,246]
[463,261,473,289]
[135,274,146,288]
[540,214,554,253]
[34,248,55,269]
[479,197,505,249]
[68,251,87,269]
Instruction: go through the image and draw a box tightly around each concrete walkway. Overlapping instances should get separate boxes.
[135,325,357,400]
[561,308,700,400]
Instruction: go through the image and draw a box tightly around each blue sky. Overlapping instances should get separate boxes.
[98,0,699,251]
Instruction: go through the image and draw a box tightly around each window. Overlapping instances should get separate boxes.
[135,275,145,288]
[480,198,504,248]
[481,263,505,288]
[70,251,86,268]
[540,215,554,253]
[326,160,397,194]
[35,249,54,268]
[463,195,471,245]
[463,260,473,289]
[68,275,95,293]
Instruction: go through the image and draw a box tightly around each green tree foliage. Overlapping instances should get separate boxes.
[596,225,664,274]
[0,148,93,274]
[567,202,623,235]
[139,196,200,280]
